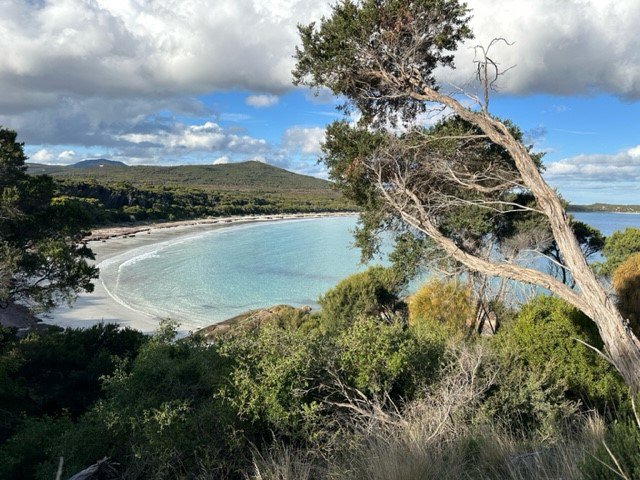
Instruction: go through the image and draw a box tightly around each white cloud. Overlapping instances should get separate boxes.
[246,94,279,108]
[58,150,77,162]
[4,0,639,117]
[117,121,269,154]
[30,149,53,163]
[545,145,640,183]
[282,126,325,155]
[5,0,640,182]
[0,0,332,114]
[213,155,231,164]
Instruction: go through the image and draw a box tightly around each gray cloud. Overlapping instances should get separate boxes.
[4,0,640,180]
[0,0,331,114]
[445,0,640,99]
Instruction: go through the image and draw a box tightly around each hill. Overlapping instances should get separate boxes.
[26,160,352,224]
[70,159,128,169]
[27,160,332,192]
[568,203,640,213]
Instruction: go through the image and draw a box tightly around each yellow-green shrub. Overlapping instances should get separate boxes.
[612,252,640,334]
[408,279,475,336]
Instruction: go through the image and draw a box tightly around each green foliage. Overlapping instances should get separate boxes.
[318,266,402,330]
[0,416,73,480]
[220,318,328,439]
[48,323,244,479]
[294,0,472,125]
[0,325,147,477]
[581,420,640,479]
[337,315,442,397]
[612,252,640,334]
[50,177,353,224]
[31,160,336,191]
[598,227,640,277]
[24,161,355,226]
[0,324,146,441]
[408,279,475,336]
[0,127,98,311]
[487,296,626,434]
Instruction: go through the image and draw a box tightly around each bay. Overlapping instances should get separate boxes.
[99,212,640,326]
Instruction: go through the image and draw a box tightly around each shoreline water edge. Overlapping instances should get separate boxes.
[38,212,356,336]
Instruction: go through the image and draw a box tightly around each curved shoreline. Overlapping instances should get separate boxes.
[39,212,356,335]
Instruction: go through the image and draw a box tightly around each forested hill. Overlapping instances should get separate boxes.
[25,160,352,224]
[26,160,333,192]
[568,203,640,213]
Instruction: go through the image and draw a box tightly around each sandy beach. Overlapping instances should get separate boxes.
[38,212,355,335]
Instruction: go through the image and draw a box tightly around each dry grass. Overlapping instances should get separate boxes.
[248,344,608,480]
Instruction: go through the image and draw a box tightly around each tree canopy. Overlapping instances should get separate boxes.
[0,128,97,312]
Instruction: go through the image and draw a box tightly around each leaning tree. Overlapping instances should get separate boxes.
[293,0,640,391]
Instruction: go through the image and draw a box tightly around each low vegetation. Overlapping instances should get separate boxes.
[1,269,639,479]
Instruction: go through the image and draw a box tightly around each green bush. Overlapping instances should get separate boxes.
[486,296,626,434]
[0,324,145,444]
[337,315,442,397]
[318,266,402,330]
[47,321,245,479]
[0,416,73,480]
[220,317,329,439]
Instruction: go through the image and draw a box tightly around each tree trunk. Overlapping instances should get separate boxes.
[406,88,640,392]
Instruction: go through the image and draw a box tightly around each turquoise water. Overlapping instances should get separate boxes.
[99,212,640,326]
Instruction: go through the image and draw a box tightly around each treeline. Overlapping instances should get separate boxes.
[568,203,640,213]
[1,269,639,479]
[52,179,354,225]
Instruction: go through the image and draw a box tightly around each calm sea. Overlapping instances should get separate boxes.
[99,212,640,326]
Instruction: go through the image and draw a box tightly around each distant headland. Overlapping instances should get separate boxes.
[568,203,640,213]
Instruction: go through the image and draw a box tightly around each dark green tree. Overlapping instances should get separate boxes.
[0,128,97,312]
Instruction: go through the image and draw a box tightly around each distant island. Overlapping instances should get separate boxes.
[568,203,640,213]
[26,160,354,225]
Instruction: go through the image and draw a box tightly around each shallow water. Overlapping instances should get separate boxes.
[99,212,640,326]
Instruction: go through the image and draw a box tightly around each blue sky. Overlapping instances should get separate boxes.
[1,0,639,204]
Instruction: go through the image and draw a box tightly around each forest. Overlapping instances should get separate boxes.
[27,161,354,225]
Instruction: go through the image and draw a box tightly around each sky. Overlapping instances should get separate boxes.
[1,0,639,204]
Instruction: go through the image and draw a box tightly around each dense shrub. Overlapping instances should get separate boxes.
[318,266,402,330]
[45,321,245,479]
[0,416,73,480]
[612,252,640,333]
[337,315,442,397]
[598,227,640,277]
[221,309,445,445]
[0,324,145,441]
[220,317,330,439]
[486,296,626,434]
[408,279,475,336]
[0,324,146,477]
